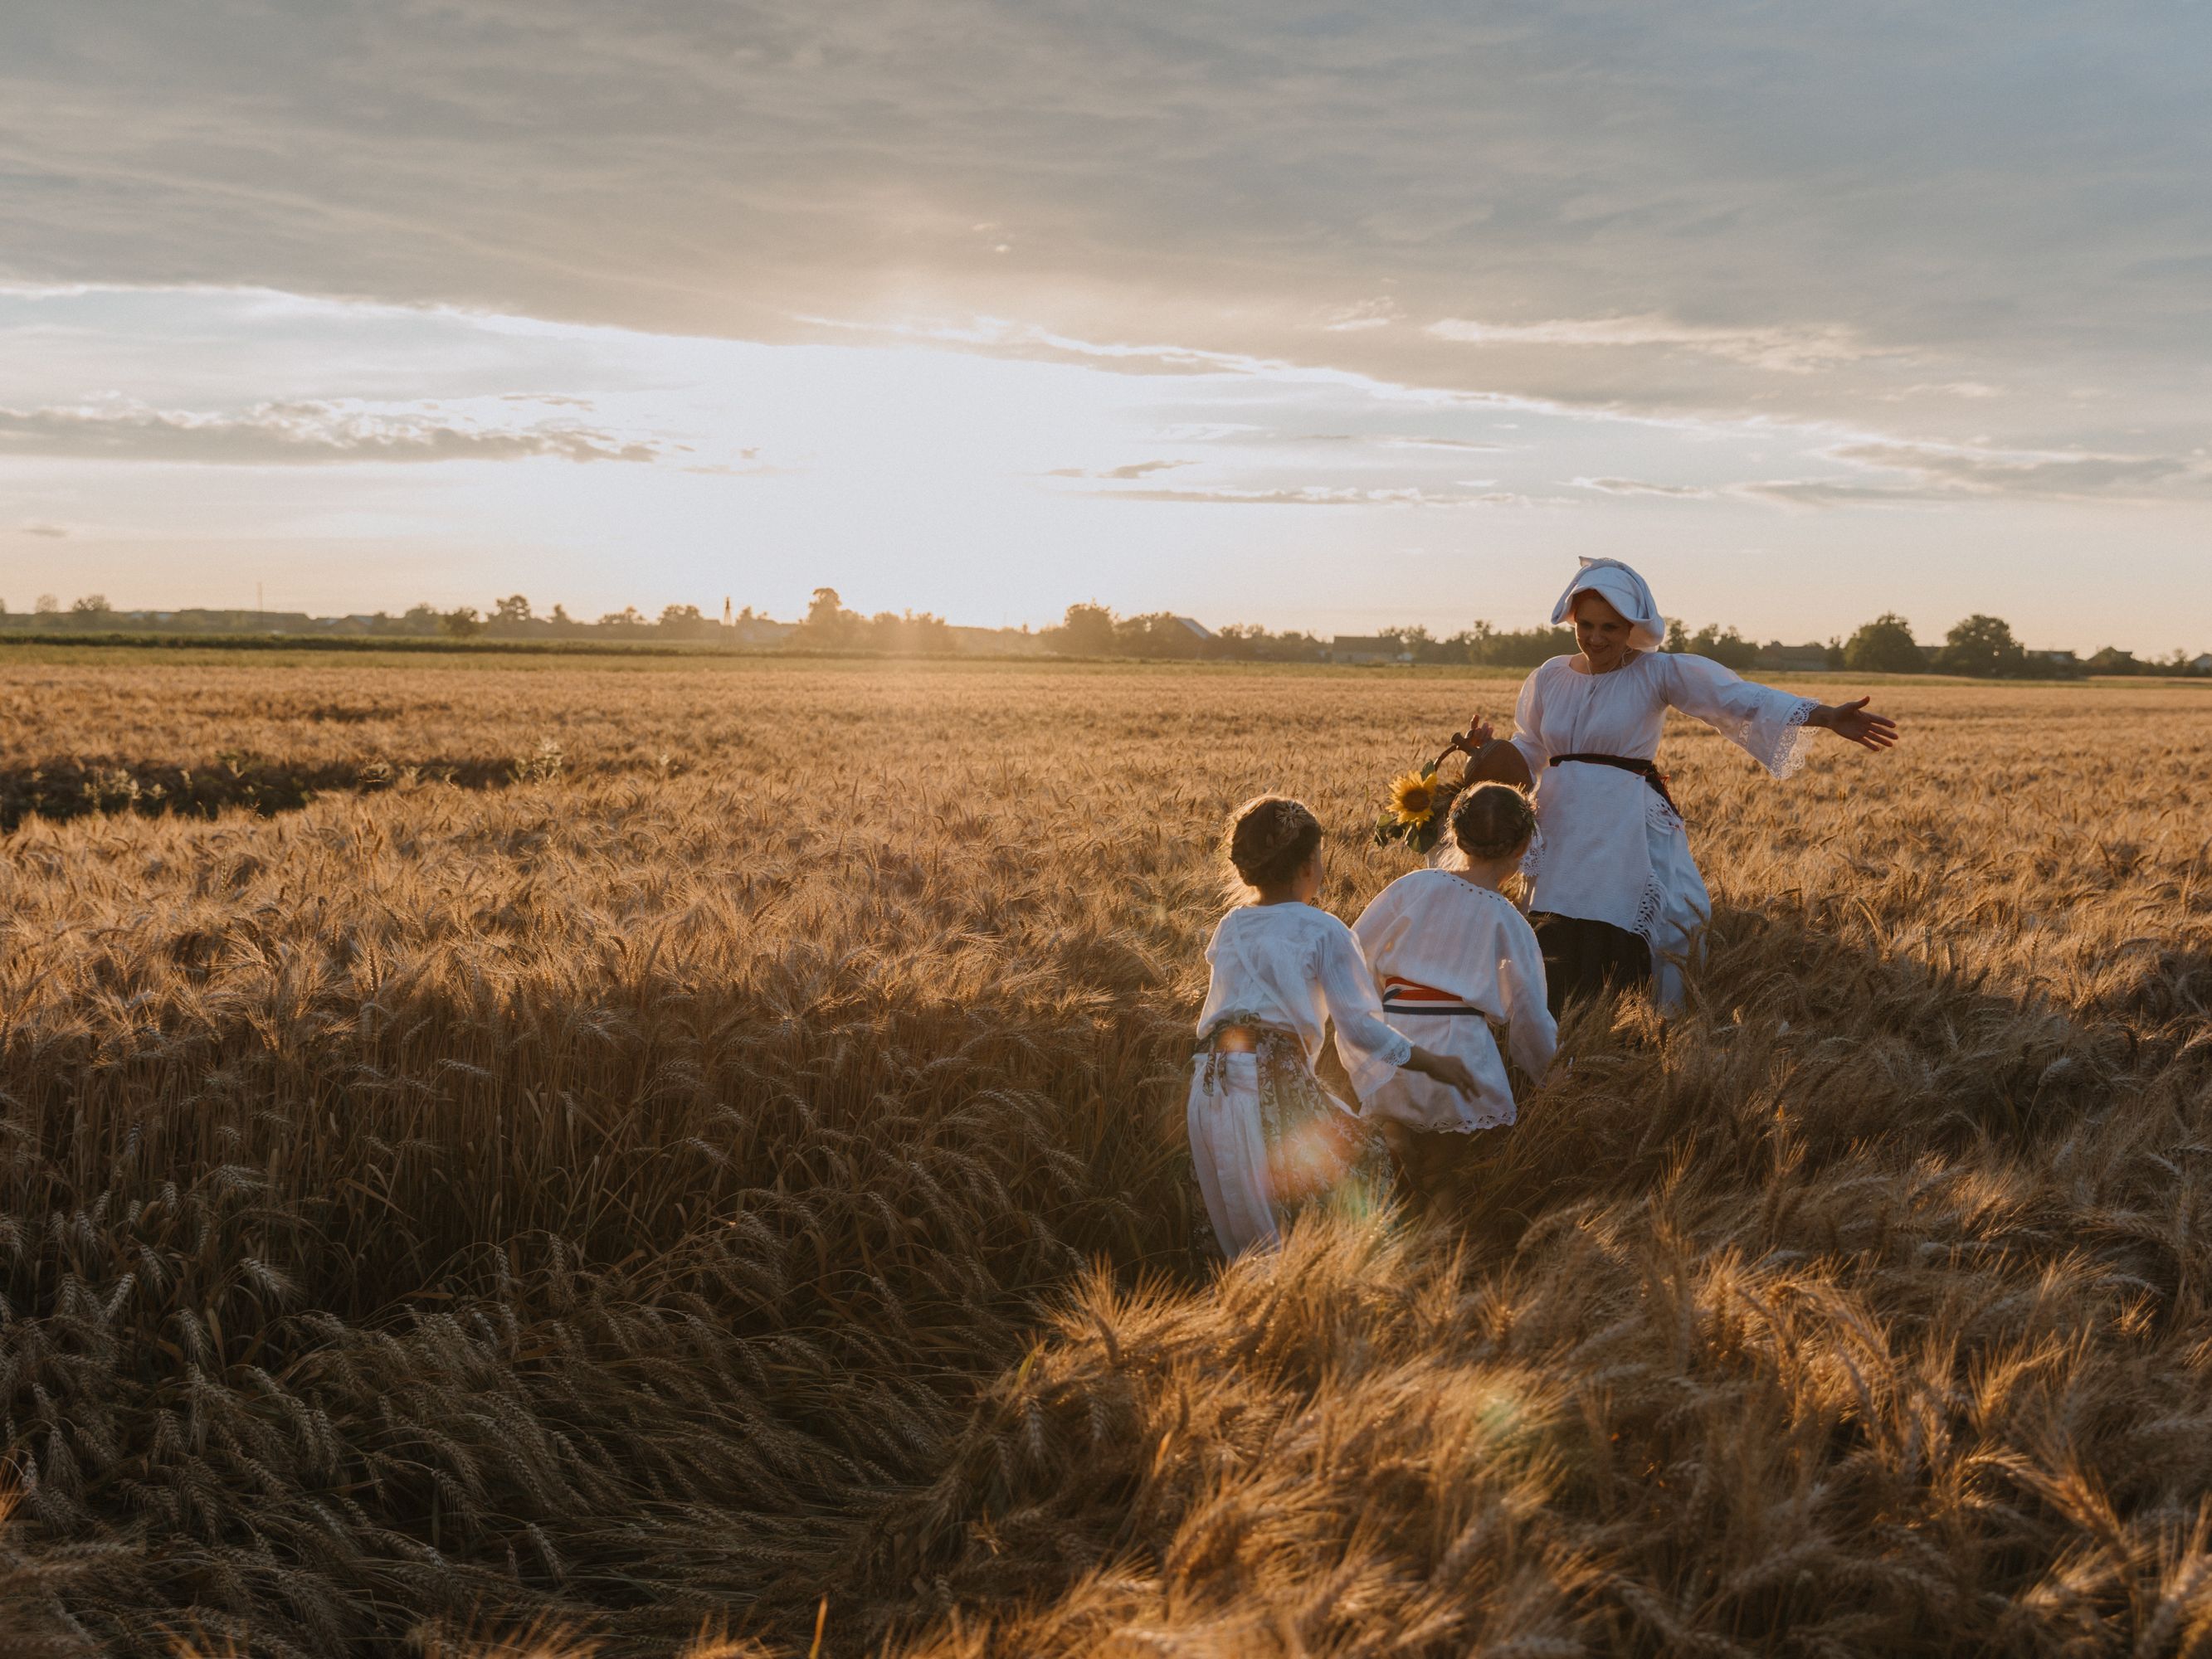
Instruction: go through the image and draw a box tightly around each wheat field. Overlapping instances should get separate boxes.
[0,654,2207,1657]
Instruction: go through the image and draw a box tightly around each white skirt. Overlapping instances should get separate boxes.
[1527,760,1712,1014]
[1186,1052,1280,1255]
[1185,1051,1382,1257]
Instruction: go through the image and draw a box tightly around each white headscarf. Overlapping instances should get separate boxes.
[1550,557,1666,652]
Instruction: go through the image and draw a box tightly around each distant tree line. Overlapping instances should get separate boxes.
[1039,603,1323,660]
[414,587,970,653]
[1839,612,2207,679]
[2,590,2200,676]
[1379,622,1584,667]
[432,595,738,640]
[1031,601,2208,679]
[1380,620,1809,670]
[0,592,760,642]
[784,587,956,654]
[0,589,946,653]
[1035,603,1576,664]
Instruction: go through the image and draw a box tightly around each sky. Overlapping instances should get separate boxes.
[1,2,2208,652]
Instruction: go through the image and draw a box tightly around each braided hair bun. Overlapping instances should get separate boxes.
[1224,795,1323,891]
[1449,782,1536,862]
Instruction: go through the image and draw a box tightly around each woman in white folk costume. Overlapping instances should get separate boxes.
[1189,795,1480,1256]
[1354,783,1557,1182]
[1457,558,1899,1014]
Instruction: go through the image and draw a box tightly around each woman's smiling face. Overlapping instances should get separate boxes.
[1571,589,1635,671]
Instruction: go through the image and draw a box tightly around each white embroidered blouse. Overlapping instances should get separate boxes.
[1196,902,1414,1103]
[1352,870,1557,1132]
[1507,651,1817,1005]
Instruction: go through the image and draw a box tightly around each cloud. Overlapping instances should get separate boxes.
[1882,382,2003,401]
[1046,459,1190,479]
[20,521,70,538]
[1732,478,1942,508]
[1085,484,1532,507]
[1428,314,1867,373]
[0,401,666,465]
[803,314,1318,381]
[1318,299,1403,333]
[1832,441,2205,499]
[1571,475,1715,499]
[1737,440,2211,506]
[1374,435,1508,453]
[1,0,2205,455]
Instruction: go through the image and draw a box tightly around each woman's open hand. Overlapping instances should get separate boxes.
[1813,696,1900,752]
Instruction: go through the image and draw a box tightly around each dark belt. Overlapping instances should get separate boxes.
[1549,752,1678,816]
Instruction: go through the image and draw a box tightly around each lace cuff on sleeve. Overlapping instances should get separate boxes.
[1662,654,1819,779]
[1766,698,1818,781]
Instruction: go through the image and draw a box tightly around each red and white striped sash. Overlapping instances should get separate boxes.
[1379,975,1484,1018]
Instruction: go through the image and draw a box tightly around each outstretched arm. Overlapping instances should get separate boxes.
[1657,654,1893,777]
[1805,696,1899,752]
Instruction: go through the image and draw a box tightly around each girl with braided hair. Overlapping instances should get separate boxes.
[1189,795,1480,1256]
[1353,784,1557,1175]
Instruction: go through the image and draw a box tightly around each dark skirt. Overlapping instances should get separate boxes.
[1529,912,1651,1014]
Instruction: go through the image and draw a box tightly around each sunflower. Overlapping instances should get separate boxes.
[1388,767,1443,827]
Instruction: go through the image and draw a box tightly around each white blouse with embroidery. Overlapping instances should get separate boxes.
[1507,651,1817,1010]
[1196,902,1414,1103]
[1352,869,1556,1132]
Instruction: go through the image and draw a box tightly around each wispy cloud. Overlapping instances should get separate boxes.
[1882,382,2003,401]
[1732,478,1940,508]
[1046,459,1191,479]
[1833,440,2205,499]
[1737,440,2211,505]
[0,402,666,465]
[1429,314,1867,373]
[1571,475,1714,499]
[1318,299,1404,333]
[1089,484,1532,507]
[19,521,70,538]
[802,315,1288,379]
[1374,435,1508,453]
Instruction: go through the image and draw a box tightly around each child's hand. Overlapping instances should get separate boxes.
[1407,1046,1480,1100]
[1452,712,1498,754]
[1430,1053,1481,1099]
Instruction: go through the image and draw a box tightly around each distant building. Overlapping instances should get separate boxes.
[1754,640,1833,673]
[1169,615,1214,642]
[1330,635,1411,665]
[728,617,797,646]
[949,625,1051,656]
[2191,653,2212,674]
